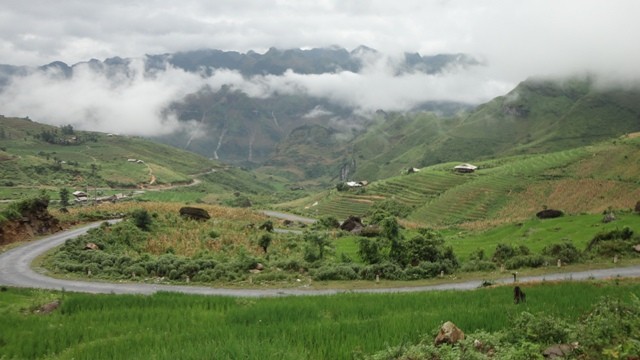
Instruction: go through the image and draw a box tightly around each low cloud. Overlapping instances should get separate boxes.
[0,60,204,136]
[0,54,513,136]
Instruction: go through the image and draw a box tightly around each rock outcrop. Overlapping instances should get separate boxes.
[434,321,465,346]
[179,207,211,221]
[0,197,62,245]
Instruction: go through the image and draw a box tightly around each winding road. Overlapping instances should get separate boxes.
[1,221,640,297]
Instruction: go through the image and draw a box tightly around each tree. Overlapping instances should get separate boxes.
[380,216,400,240]
[258,233,272,253]
[304,231,330,260]
[258,220,274,232]
[90,163,98,178]
[131,209,153,231]
[358,238,383,264]
[59,188,70,207]
[335,182,348,192]
[60,124,74,135]
[316,216,340,229]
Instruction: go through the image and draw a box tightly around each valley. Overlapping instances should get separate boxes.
[1,71,640,360]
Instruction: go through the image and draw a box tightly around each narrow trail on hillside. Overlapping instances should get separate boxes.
[2,221,640,297]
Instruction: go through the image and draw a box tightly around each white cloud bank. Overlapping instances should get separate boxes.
[0,55,513,135]
[1,0,639,135]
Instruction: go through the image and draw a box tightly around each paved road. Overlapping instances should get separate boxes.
[2,221,640,297]
[261,210,317,224]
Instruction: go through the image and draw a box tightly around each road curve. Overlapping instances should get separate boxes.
[2,222,640,297]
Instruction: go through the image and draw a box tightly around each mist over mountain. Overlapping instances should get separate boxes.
[0,46,486,163]
[1,45,639,185]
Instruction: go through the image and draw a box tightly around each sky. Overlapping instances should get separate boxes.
[1,0,639,135]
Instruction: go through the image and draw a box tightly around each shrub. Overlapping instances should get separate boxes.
[508,311,573,345]
[359,225,382,238]
[312,265,359,281]
[367,199,413,218]
[130,209,153,231]
[541,242,582,264]
[505,255,547,270]
[360,262,405,280]
[586,227,639,258]
[358,237,383,264]
[492,243,531,264]
[577,296,640,357]
[258,233,272,253]
[316,216,340,229]
[587,227,634,251]
[461,260,497,272]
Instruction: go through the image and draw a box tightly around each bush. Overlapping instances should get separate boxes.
[509,311,573,345]
[578,296,640,357]
[367,199,413,219]
[358,237,383,264]
[312,264,359,281]
[130,209,153,231]
[587,227,634,251]
[360,262,405,281]
[505,255,547,270]
[461,260,497,272]
[315,216,340,229]
[542,242,582,264]
[492,243,531,264]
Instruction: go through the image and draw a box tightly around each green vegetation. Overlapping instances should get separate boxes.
[1,280,639,359]
[292,135,640,229]
[447,212,640,261]
[41,200,640,286]
[0,117,215,189]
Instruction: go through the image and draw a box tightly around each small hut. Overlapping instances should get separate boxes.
[454,163,478,173]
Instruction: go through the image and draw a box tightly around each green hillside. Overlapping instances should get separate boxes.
[349,76,640,181]
[0,117,280,203]
[283,134,640,227]
[266,77,640,184]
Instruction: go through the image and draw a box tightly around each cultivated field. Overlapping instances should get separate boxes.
[1,280,639,359]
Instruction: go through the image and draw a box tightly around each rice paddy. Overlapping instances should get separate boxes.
[1,279,639,359]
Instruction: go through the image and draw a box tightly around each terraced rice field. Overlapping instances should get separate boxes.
[410,148,590,225]
[301,142,636,227]
[311,193,378,218]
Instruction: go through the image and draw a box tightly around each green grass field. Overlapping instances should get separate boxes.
[1,280,639,359]
[447,212,640,261]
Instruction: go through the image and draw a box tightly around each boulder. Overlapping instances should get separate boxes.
[340,216,364,233]
[536,209,564,219]
[542,343,578,358]
[84,242,100,251]
[38,300,61,314]
[179,207,211,221]
[434,321,465,346]
[602,212,616,223]
[633,244,640,253]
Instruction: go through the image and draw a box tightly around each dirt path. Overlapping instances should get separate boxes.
[2,221,640,297]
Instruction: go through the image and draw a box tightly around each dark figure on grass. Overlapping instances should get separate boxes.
[514,286,526,304]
